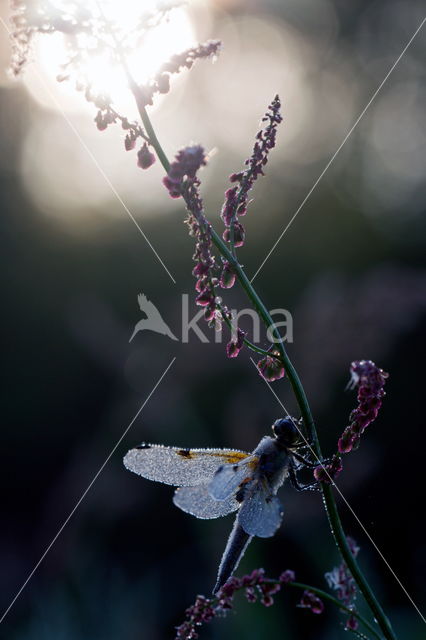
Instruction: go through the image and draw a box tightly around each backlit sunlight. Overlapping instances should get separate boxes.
[24,0,195,113]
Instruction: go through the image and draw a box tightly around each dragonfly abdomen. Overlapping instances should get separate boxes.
[213,519,252,595]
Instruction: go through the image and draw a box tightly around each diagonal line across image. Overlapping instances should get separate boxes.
[2,3,424,633]
[250,358,426,625]
[250,16,426,284]
[0,357,176,625]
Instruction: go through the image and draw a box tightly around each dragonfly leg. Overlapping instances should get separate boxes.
[291,450,332,469]
[291,450,320,468]
[288,463,321,492]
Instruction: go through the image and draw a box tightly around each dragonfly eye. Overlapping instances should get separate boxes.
[272,418,300,447]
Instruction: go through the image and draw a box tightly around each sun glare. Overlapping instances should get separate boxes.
[24,1,196,113]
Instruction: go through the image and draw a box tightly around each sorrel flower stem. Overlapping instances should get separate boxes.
[322,487,395,640]
[178,572,382,640]
[129,92,397,640]
[208,232,319,438]
[215,300,281,358]
[286,581,382,640]
[131,83,171,173]
[210,235,397,640]
[130,93,318,447]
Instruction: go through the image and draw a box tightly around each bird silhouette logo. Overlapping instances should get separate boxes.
[129,293,178,343]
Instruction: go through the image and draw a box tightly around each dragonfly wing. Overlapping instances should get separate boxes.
[173,484,240,519]
[124,444,250,487]
[209,456,259,501]
[238,480,283,538]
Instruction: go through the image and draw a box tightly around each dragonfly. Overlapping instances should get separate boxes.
[123,417,317,594]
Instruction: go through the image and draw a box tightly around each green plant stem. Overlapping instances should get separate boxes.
[127,77,171,172]
[285,581,382,640]
[215,299,279,358]
[208,274,281,358]
[91,15,394,635]
[210,226,320,443]
[129,94,397,640]
[322,485,395,640]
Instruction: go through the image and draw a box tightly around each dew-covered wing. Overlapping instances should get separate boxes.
[123,444,250,487]
[209,456,259,500]
[173,484,240,519]
[237,480,283,538]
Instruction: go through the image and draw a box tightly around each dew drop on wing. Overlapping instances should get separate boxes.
[209,457,256,501]
[237,481,284,538]
[173,484,240,519]
[124,445,251,487]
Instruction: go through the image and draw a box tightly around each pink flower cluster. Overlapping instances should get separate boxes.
[256,351,285,382]
[163,146,221,325]
[136,40,221,108]
[226,327,245,359]
[94,103,156,167]
[164,98,283,364]
[313,453,343,484]
[220,95,282,267]
[325,537,360,630]
[10,0,92,76]
[339,360,388,454]
[298,590,325,615]
[219,261,235,289]
[137,143,156,169]
[163,146,207,199]
[175,569,297,640]
[314,360,388,483]
[90,90,157,166]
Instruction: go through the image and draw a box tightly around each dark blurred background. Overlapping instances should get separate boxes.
[0,0,425,638]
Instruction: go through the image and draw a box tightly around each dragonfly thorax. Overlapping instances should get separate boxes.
[253,436,291,492]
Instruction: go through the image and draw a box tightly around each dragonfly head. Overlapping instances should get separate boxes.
[272,417,302,448]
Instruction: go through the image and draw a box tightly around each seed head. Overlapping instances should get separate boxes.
[137,143,156,169]
[257,353,285,382]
